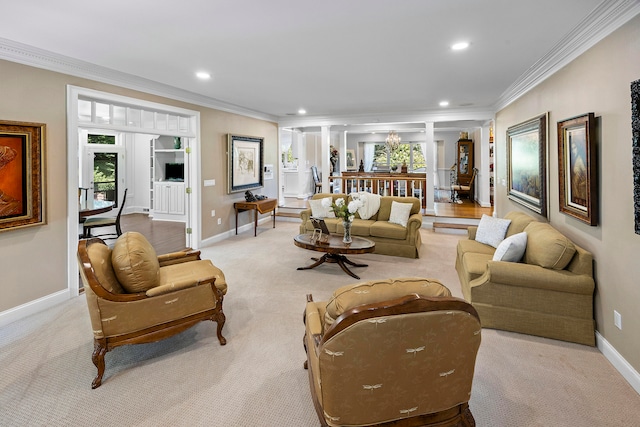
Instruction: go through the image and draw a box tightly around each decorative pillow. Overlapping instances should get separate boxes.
[388,201,413,227]
[111,231,160,293]
[308,198,335,218]
[324,277,451,327]
[475,214,512,248]
[493,232,527,262]
[523,222,576,270]
[355,192,381,220]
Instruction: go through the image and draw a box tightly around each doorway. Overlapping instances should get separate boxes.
[67,85,201,298]
[80,131,126,212]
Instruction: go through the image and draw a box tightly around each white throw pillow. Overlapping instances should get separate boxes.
[356,192,381,220]
[308,198,335,218]
[475,214,512,248]
[388,201,413,227]
[493,232,527,262]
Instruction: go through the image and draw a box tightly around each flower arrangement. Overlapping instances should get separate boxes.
[329,145,339,159]
[321,196,363,222]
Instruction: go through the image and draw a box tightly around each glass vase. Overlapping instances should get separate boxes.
[342,220,352,244]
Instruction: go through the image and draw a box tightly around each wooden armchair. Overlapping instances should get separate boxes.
[303,278,481,426]
[78,231,227,388]
[451,167,477,202]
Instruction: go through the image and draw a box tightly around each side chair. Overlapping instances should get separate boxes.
[311,166,322,194]
[82,188,127,239]
[451,168,477,202]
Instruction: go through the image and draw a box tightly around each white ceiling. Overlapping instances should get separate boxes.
[0,0,634,129]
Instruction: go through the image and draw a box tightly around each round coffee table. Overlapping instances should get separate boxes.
[294,234,375,279]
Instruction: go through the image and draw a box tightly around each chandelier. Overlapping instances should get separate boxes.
[385,131,401,152]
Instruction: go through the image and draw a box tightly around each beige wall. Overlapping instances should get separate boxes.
[495,15,640,371]
[0,59,277,313]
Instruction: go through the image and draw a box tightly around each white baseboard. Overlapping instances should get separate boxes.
[596,331,640,395]
[0,289,69,328]
[200,216,275,247]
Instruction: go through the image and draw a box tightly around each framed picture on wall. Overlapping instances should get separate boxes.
[558,113,597,225]
[506,113,548,217]
[0,120,46,232]
[227,134,264,193]
[346,149,356,170]
[632,79,640,234]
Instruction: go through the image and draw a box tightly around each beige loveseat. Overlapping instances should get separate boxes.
[300,193,423,258]
[304,278,481,426]
[455,211,596,346]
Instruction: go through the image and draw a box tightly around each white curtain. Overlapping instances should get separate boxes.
[364,143,375,172]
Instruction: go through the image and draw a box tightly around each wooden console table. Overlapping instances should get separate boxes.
[234,198,277,236]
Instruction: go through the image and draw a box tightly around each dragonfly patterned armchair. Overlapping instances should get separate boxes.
[303,278,481,426]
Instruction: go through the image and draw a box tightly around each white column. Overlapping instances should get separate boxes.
[321,126,331,193]
[424,122,436,215]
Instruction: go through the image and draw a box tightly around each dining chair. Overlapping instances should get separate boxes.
[311,166,322,194]
[451,168,477,202]
[82,188,127,239]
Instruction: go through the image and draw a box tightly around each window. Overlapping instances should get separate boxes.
[371,142,426,172]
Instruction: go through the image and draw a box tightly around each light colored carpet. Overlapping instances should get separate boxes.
[1,221,639,426]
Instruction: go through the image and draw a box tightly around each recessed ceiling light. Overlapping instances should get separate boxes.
[196,71,211,80]
[439,101,450,107]
[298,108,307,115]
[451,42,470,51]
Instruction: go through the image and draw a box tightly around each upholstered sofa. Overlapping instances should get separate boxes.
[455,211,596,346]
[303,277,481,426]
[300,193,423,258]
[78,231,228,388]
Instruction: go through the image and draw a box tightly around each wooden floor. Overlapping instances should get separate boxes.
[119,213,187,254]
[432,199,493,219]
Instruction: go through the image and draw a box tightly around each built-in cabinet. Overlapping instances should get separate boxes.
[150,135,186,221]
[154,182,185,215]
[456,138,474,186]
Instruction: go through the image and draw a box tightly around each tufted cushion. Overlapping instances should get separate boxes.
[523,222,576,269]
[324,277,451,327]
[493,232,527,262]
[475,214,512,248]
[111,232,160,293]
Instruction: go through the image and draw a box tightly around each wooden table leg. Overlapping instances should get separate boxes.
[254,208,258,237]
[297,253,367,280]
[235,208,239,235]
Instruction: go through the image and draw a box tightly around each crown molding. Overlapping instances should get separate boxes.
[276,107,495,128]
[0,37,278,123]
[494,0,640,112]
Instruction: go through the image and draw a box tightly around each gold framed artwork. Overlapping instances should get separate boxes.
[0,120,46,232]
[507,113,548,217]
[558,113,598,225]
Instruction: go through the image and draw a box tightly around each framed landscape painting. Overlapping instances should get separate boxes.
[0,120,46,232]
[507,113,548,217]
[227,134,264,193]
[558,113,597,225]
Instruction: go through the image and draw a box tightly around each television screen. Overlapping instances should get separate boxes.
[165,163,184,181]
